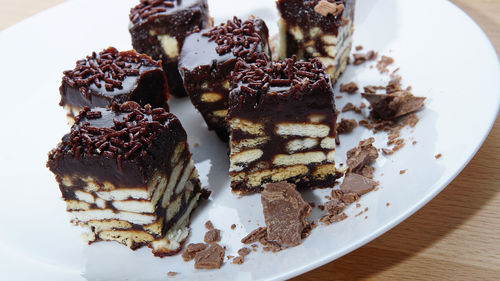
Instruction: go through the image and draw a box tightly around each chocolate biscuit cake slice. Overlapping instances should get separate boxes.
[179,16,271,141]
[277,0,355,82]
[227,55,341,194]
[60,47,169,121]
[47,102,205,257]
[129,0,212,97]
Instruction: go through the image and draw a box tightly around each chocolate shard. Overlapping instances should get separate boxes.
[340,173,378,195]
[324,199,346,215]
[182,243,207,261]
[362,91,426,120]
[261,182,312,247]
[241,227,267,244]
[204,229,221,243]
[194,243,225,269]
[346,137,379,173]
[337,118,357,134]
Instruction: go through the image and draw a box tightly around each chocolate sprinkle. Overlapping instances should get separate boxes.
[130,0,174,24]
[62,47,159,92]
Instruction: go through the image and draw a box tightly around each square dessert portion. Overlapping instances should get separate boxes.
[60,47,169,121]
[276,0,355,82]
[129,0,212,97]
[47,102,206,257]
[227,55,341,194]
[179,16,271,141]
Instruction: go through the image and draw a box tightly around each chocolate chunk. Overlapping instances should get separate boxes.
[355,45,363,51]
[337,118,357,134]
[204,229,221,244]
[261,182,312,247]
[362,91,425,120]
[339,82,359,94]
[324,199,346,215]
[194,243,225,269]
[314,0,344,17]
[238,247,251,257]
[231,224,236,230]
[232,256,244,264]
[182,243,208,262]
[346,137,379,174]
[341,102,362,114]
[241,227,267,244]
[340,173,379,195]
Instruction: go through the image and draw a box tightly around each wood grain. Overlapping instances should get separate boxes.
[1,0,498,280]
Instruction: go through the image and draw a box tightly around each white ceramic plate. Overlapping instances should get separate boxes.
[0,0,498,280]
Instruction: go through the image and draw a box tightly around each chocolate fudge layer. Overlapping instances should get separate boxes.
[60,47,168,121]
[129,0,211,97]
[47,102,204,257]
[227,55,341,194]
[179,16,270,141]
[277,0,355,82]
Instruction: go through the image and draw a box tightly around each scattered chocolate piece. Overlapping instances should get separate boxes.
[241,227,267,244]
[337,118,358,134]
[346,137,379,174]
[261,182,312,247]
[376,55,394,74]
[194,243,225,269]
[309,202,316,208]
[341,192,359,204]
[382,148,394,155]
[238,247,251,257]
[353,50,377,65]
[318,204,325,211]
[313,0,345,17]
[167,272,178,277]
[324,199,346,215]
[435,153,442,159]
[356,203,361,208]
[231,224,236,230]
[320,212,348,225]
[331,189,343,200]
[341,173,379,195]
[355,45,363,51]
[360,165,375,179]
[339,81,359,94]
[182,243,208,262]
[232,256,244,265]
[342,102,362,114]
[205,220,214,230]
[362,91,425,120]
[386,202,390,207]
[412,140,417,145]
[204,229,221,244]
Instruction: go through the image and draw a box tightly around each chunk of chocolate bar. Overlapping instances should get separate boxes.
[47,102,205,257]
[227,55,341,193]
[60,47,168,121]
[129,0,212,97]
[179,16,270,141]
[277,0,355,82]
[261,182,311,247]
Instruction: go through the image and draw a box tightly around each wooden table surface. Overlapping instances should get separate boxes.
[1,0,498,280]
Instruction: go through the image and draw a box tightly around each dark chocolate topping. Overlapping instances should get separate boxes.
[129,0,204,24]
[62,47,160,92]
[202,16,263,60]
[49,102,174,169]
[277,0,346,33]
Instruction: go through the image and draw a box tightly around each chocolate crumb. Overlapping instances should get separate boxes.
[341,192,359,204]
[356,203,361,208]
[167,272,178,277]
[231,224,236,230]
[339,82,359,94]
[386,202,390,207]
[309,202,316,208]
[251,244,258,248]
[324,199,346,215]
[227,255,234,259]
[194,243,225,269]
[314,0,344,17]
[331,189,343,200]
[435,153,442,159]
[400,169,407,175]
[337,118,358,134]
[412,140,417,145]
[320,212,348,225]
[205,220,214,230]
[362,91,425,120]
[353,50,378,65]
[346,137,379,174]
[342,102,362,114]
[193,142,199,148]
[261,182,312,247]
[318,204,325,211]
[182,243,208,262]
[238,247,251,257]
[204,229,221,244]
[241,227,267,244]
[232,256,244,265]
[376,56,394,74]
[365,216,368,219]
[335,95,343,99]
[355,45,363,51]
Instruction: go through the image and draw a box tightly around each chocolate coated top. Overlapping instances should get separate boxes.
[129,0,204,25]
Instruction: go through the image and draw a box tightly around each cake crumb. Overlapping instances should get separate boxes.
[339,81,359,94]
[435,153,442,159]
[230,224,236,230]
[399,169,407,174]
[167,272,178,277]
